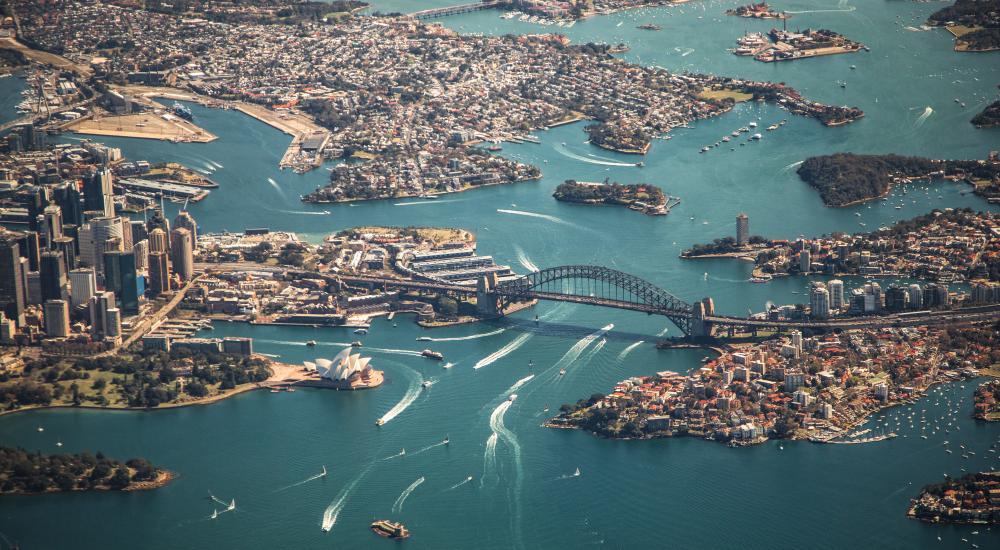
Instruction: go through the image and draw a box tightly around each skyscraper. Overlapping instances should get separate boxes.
[39,250,67,302]
[88,291,115,338]
[42,205,63,247]
[16,231,40,272]
[147,251,171,296]
[148,227,168,254]
[0,236,25,325]
[69,267,96,308]
[170,227,194,281]
[43,299,70,338]
[828,279,845,311]
[799,249,811,273]
[78,217,123,272]
[736,213,749,247]
[105,250,140,315]
[53,236,76,272]
[173,210,197,247]
[53,181,82,227]
[810,282,831,319]
[82,169,115,218]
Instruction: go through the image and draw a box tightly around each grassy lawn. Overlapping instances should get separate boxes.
[980,365,1000,378]
[698,89,754,103]
[946,25,980,38]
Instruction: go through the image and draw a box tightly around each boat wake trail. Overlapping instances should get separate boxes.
[553,144,637,167]
[673,47,695,57]
[474,333,533,370]
[266,177,285,196]
[321,464,372,532]
[514,245,540,273]
[208,492,231,508]
[506,374,535,395]
[617,341,644,361]
[393,199,465,206]
[392,477,425,513]
[383,448,406,460]
[552,324,614,377]
[781,160,804,173]
[208,160,223,169]
[429,328,506,342]
[482,432,499,486]
[488,399,524,547]
[656,327,669,337]
[914,106,933,127]
[410,439,448,457]
[446,475,474,491]
[274,467,327,492]
[553,467,582,481]
[279,210,330,216]
[202,162,216,173]
[376,367,423,425]
[497,209,576,228]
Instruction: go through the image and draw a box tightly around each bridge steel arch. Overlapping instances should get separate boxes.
[494,265,695,335]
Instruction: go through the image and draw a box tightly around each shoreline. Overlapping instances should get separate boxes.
[303,174,542,205]
[0,469,175,496]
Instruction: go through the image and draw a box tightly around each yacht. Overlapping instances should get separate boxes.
[353,328,368,335]
[416,336,433,341]
[421,349,444,360]
[508,393,518,402]
[350,341,363,347]
[306,340,317,347]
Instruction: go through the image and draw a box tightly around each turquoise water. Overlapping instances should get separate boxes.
[2,1,1000,548]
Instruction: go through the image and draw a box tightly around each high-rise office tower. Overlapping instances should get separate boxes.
[69,267,96,308]
[173,210,197,247]
[0,236,25,325]
[39,250,67,302]
[170,227,194,281]
[147,251,171,296]
[43,299,70,338]
[736,213,749,247]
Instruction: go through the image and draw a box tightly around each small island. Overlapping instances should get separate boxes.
[552,179,675,215]
[927,0,1000,52]
[973,379,1000,421]
[748,28,865,63]
[907,472,1000,524]
[796,153,1000,206]
[726,2,788,20]
[0,447,171,495]
[584,123,652,154]
[972,100,1000,128]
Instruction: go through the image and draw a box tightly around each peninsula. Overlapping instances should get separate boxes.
[0,447,171,495]
[971,100,1000,128]
[796,153,1000,206]
[683,209,1000,286]
[927,0,1000,52]
[973,379,1000,421]
[10,1,864,205]
[907,472,1000,524]
[548,323,992,446]
[552,179,674,215]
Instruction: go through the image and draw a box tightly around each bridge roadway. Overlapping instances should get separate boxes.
[409,1,502,19]
[309,273,1000,331]
[197,264,1000,333]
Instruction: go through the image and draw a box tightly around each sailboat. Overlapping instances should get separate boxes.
[573,467,581,477]
[211,509,218,519]
[227,499,236,511]
[321,465,327,477]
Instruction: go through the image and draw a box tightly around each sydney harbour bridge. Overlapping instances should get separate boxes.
[329,265,1000,339]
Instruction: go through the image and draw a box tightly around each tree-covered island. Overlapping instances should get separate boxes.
[927,0,1000,52]
[796,153,1000,206]
[0,447,171,495]
[552,179,672,215]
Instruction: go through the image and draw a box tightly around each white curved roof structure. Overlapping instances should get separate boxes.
[303,348,373,381]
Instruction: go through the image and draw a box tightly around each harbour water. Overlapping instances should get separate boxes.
[2,1,1000,548]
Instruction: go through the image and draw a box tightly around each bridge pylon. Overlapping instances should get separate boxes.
[690,297,715,338]
[476,273,501,317]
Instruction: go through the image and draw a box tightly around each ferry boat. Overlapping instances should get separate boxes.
[353,328,368,335]
[371,520,410,540]
[306,340,317,347]
[375,418,386,426]
[637,23,662,31]
[487,143,503,152]
[350,341,363,347]
[508,393,518,402]
[172,102,194,121]
[421,349,444,360]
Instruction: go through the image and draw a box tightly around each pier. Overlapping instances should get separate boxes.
[410,1,502,20]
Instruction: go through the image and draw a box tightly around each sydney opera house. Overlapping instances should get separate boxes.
[303,348,384,390]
